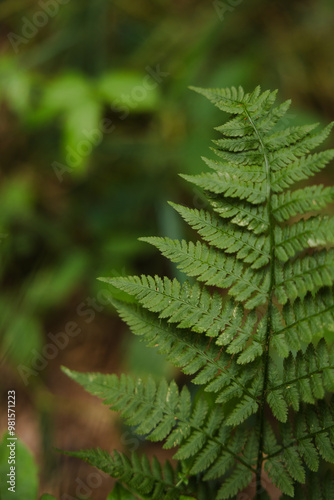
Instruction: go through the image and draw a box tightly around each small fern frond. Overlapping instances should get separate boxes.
[271,150,334,192]
[269,122,334,167]
[275,249,334,304]
[168,202,270,268]
[263,123,318,150]
[110,298,261,408]
[63,366,258,491]
[272,185,334,222]
[138,238,269,307]
[63,448,183,500]
[263,398,334,497]
[210,195,269,233]
[275,216,334,262]
[267,340,334,419]
[272,289,334,352]
[180,171,267,204]
[102,276,227,335]
[214,97,291,138]
[103,274,269,337]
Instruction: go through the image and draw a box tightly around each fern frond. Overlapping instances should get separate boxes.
[211,146,264,167]
[271,150,334,192]
[269,121,334,168]
[189,85,276,116]
[110,299,261,411]
[275,216,334,262]
[103,274,269,335]
[138,238,269,308]
[215,96,291,137]
[65,85,334,499]
[264,123,318,150]
[63,448,183,500]
[216,464,253,499]
[272,288,334,351]
[203,156,264,176]
[214,95,290,138]
[169,203,270,268]
[272,185,334,222]
[267,340,334,418]
[275,249,334,304]
[180,171,267,204]
[63,367,257,488]
[209,195,269,233]
[189,85,247,114]
[102,276,228,335]
[212,136,260,153]
[264,398,334,472]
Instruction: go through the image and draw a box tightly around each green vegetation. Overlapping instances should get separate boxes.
[1,1,334,498]
[63,87,334,499]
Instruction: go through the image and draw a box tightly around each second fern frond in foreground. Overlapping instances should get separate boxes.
[63,86,334,499]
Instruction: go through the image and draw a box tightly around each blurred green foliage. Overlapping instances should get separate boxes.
[0,0,334,496]
[2,0,334,376]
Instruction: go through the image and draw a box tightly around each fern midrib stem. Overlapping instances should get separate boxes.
[243,106,275,497]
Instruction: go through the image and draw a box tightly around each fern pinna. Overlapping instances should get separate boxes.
[63,86,334,499]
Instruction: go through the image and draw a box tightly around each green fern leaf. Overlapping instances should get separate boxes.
[216,464,253,499]
[225,396,259,426]
[275,249,334,304]
[267,340,334,416]
[282,447,305,483]
[272,185,334,222]
[272,150,334,192]
[111,298,261,413]
[264,458,294,496]
[210,196,269,233]
[62,448,182,499]
[139,238,269,307]
[102,276,231,335]
[275,216,334,262]
[275,289,334,350]
[63,367,258,483]
[180,171,267,204]
[168,202,270,268]
[62,85,334,499]
[264,123,318,150]
[266,390,288,422]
